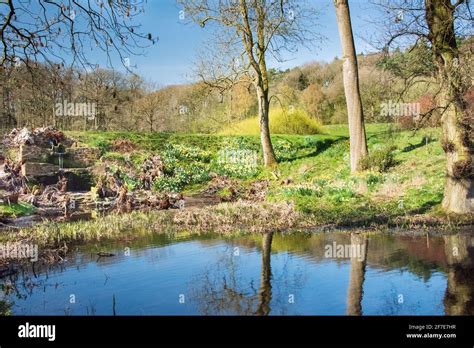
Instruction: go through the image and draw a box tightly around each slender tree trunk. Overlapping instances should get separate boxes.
[237,0,278,167]
[256,84,277,167]
[426,0,473,214]
[334,0,368,173]
[346,233,368,315]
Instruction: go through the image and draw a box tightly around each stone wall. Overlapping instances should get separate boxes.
[21,162,59,177]
[66,148,101,167]
[17,145,101,169]
[18,145,51,162]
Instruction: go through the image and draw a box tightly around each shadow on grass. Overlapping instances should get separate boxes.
[281,136,347,163]
[402,136,437,153]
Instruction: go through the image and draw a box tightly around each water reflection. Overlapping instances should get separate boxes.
[443,234,474,315]
[256,232,273,316]
[346,233,368,316]
[0,230,473,315]
[188,232,281,315]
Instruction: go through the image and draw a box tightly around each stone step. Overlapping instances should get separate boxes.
[21,162,59,177]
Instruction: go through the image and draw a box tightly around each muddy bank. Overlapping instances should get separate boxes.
[0,192,221,229]
[2,198,472,245]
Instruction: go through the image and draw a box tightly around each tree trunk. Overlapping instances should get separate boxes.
[239,0,278,167]
[149,114,154,132]
[425,0,473,214]
[441,96,473,213]
[256,85,278,167]
[334,0,368,173]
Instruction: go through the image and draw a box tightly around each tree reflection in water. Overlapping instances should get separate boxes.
[188,232,304,315]
[188,247,260,315]
[346,233,368,316]
[443,234,474,315]
[1,231,473,315]
[255,232,273,316]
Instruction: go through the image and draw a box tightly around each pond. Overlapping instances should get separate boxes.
[1,230,473,315]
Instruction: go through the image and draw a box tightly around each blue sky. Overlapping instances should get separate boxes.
[123,0,381,86]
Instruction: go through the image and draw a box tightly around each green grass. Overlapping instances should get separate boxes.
[6,123,471,247]
[0,202,35,218]
[8,201,299,246]
[10,211,174,245]
[70,130,344,192]
[265,124,445,224]
[0,120,466,260]
[63,123,461,227]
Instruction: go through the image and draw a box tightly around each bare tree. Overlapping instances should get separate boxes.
[179,0,320,167]
[334,0,368,173]
[0,1,154,133]
[0,0,154,70]
[123,74,145,131]
[373,0,473,214]
[136,88,164,132]
[0,62,148,131]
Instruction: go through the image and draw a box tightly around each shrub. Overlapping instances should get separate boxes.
[153,176,185,193]
[162,143,212,163]
[219,108,323,135]
[365,172,382,186]
[90,139,110,154]
[359,145,397,173]
[153,163,210,192]
[273,139,298,161]
[325,185,357,203]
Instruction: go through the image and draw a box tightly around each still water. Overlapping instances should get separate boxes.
[1,231,473,315]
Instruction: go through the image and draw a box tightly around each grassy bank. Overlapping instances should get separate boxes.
[70,123,450,225]
[266,125,447,225]
[0,201,303,246]
[2,123,473,245]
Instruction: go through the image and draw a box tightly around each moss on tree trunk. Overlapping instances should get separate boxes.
[426,0,473,213]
